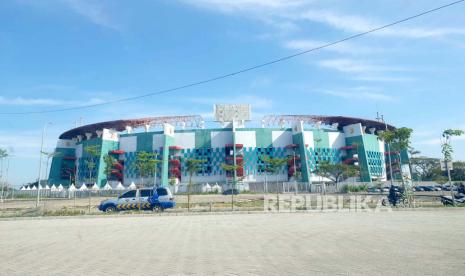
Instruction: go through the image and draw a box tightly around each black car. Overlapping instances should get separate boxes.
[223,188,239,195]
[367,187,381,193]
[422,186,435,192]
[414,186,425,192]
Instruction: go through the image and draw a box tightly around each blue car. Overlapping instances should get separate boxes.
[99,187,175,212]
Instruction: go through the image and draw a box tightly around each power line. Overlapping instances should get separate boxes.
[2,0,464,115]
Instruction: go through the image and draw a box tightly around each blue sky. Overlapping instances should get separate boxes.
[1,0,465,186]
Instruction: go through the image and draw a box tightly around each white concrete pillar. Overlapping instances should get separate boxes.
[144,124,150,132]
[125,126,132,134]
[77,135,83,142]
[96,130,103,138]
[85,132,92,140]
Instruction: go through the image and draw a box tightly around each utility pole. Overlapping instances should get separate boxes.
[232,120,237,211]
[36,123,51,208]
[42,151,59,190]
[376,112,394,187]
[0,155,4,203]
[445,160,454,205]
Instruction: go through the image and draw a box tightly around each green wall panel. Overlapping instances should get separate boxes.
[96,140,119,187]
[48,147,76,186]
[293,133,311,183]
[312,130,330,148]
[345,136,370,182]
[136,133,153,152]
[161,135,175,187]
[254,128,273,148]
[195,129,212,148]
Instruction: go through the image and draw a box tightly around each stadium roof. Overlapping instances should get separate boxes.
[59,114,395,139]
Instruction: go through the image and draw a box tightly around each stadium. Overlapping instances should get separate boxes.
[47,104,411,191]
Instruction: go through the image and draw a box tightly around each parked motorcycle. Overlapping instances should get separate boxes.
[441,193,465,206]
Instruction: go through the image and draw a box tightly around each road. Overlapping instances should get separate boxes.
[1,210,464,275]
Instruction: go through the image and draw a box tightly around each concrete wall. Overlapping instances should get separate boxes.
[328,132,345,149]
[211,131,232,148]
[119,136,137,152]
[271,130,292,148]
[235,131,256,148]
[174,132,196,149]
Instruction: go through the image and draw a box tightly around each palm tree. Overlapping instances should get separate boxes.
[185,158,205,212]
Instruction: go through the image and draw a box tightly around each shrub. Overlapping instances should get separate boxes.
[343,184,368,193]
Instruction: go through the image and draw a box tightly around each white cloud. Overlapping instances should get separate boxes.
[317,58,413,82]
[0,97,63,106]
[182,0,305,13]
[183,1,465,40]
[299,9,465,39]
[64,0,119,31]
[415,133,465,146]
[352,76,415,82]
[0,131,57,159]
[321,90,394,102]
[283,39,375,55]
[189,94,273,109]
[0,97,105,106]
[300,10,375,33]
[318,58,405,74]
[181,0,305,35]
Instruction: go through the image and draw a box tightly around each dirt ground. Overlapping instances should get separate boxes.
[0,192,445,217]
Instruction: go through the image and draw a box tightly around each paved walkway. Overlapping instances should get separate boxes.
[1,210,465,275]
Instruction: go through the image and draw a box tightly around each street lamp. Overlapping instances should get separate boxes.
[36,122,52,208]
[376,113,394,187]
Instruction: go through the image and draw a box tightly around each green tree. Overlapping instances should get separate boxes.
[441,129,464,201]
[261,155,288,211]
[441,129,464,162]
[132,151,160,187]
[0,148,9,202]
[410,157,441,181]
[103,154,117,184]
[315,161,359,192]
[378,127,413,185]
[169,177,177,193]
[84,145,101,184]
[221,163,242,210]
[185,158,205,212]
[451,161,465,181]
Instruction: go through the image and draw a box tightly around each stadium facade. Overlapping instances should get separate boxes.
[47,106,410,188]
